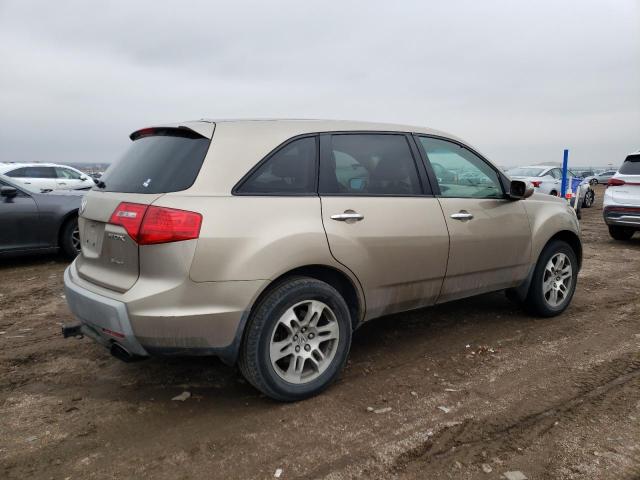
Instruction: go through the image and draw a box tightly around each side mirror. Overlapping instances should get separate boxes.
[508,179,534,200]
[80,175,88,181]
[1,186,18,198]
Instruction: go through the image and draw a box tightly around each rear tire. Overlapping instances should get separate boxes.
[608,226,635,241]
[60,217,81,259]
[582,189,595,208]
[523,240,578,317]
[550,190,558,197]
[239,277,352,401]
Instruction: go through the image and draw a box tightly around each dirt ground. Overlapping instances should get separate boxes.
[1,185,639,480]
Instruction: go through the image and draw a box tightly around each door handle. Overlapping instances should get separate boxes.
[450,211,474,221]
[331,211,364,222]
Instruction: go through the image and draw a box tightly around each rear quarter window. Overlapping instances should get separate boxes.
[619,154,640,175]
[99,129,210,194]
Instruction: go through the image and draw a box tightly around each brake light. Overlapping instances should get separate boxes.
[109,202,147,242]
[531,180,542,187]
[138,206,202,245]
[109,202,202,245]
[607,178,625,186]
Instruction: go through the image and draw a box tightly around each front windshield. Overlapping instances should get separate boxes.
[506,167,545,177]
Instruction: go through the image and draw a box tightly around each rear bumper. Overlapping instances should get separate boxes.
[63,267,149,357]
[63,263,268,364]
[603,206,640,228]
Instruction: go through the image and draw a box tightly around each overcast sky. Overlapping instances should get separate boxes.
[0,0,638,168]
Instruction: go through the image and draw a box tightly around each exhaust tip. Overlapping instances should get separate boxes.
[110,343,146,363]
[110,343,134,362]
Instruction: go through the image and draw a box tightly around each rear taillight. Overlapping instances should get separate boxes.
[607,178,625,186]
[109,202,202,245]
[109,202,147,242]
[531,180,542,187]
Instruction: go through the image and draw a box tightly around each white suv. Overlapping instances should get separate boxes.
[0,163,95,192]
[603,152,640,240]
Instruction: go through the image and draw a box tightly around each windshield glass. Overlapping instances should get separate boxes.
[506,167,545,177]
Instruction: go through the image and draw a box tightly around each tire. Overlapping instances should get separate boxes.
[550,190,558,197]
[523,240,578,317]
[239,277,352,401]
[608,226,635,241]
[590,179,597,185]
[60,217,81,259]
[582,189,595,208]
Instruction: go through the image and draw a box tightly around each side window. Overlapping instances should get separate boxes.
[549,169,562,180]
[56,167,82,179]
[236,137,317,194]
[418,137,503,199]
[320,134,422,195]
[5,167,27,178]
[22,166,56,178]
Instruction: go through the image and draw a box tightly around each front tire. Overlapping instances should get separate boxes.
[239,277,352,401]
[60,217,81,259]
[523,240,578,317]
[608,226,635,241]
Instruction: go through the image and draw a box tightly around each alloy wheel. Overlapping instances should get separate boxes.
[71,225,81,253]
[269,300,340,384]
[542,253,572,307]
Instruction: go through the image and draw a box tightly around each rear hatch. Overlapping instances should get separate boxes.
[610,154,640,206]
[76,126,212,292]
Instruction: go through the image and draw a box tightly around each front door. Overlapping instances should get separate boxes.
[319,133,450,320]
[0,180,40,252]
[416,136,532,303]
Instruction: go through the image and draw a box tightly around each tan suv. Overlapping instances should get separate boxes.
[63,119,582,401]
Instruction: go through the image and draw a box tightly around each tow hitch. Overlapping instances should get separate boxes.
[62,324,84,339]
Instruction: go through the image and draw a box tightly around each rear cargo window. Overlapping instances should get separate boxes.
[619,154,640,175]
[99,128,210,194]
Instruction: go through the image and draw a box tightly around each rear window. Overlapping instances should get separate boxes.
[619,154,640,175]
[99,128,210,194]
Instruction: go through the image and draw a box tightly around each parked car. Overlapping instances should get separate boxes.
[573,170,598,185]
[603,151,640,240]
[63,120,582,401]
[567,170,596,208]
[594,169,617,184]
[505,165,564,196]
[0,163,95,192]
[0,176,83,258]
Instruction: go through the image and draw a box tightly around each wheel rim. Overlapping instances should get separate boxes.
[586,191,593,206]
[543,253,572,307]
[71,225,81,252]
[269,300,340,384]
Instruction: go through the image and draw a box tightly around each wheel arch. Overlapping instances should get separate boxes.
[545,230,582,270]
[251,264,365,331]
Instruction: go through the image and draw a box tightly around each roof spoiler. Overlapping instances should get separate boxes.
[129,122,215,141]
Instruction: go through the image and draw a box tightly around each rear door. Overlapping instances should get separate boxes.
[611,154,640,206]
[76,127,212,292]
[415,136,531,303]
[319,133,450,319]
[5,166,57,192]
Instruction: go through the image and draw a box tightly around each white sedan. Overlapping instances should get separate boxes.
[505,165,564,196]
[0,163,95,192]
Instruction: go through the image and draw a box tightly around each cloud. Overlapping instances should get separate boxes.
[0,0,638,166]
